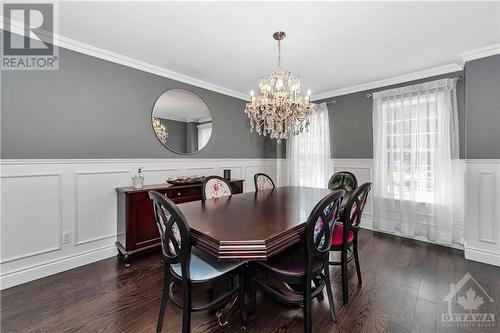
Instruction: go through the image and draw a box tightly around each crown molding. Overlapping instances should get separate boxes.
[55,35,250,101]
[457,43,500,67]
[312,43,500,101]
[2,17,498,103]
[311,62,463,101]
[1,18,250,101]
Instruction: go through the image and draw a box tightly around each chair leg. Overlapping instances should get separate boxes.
[182,280,192,333]
[157,265,170,332]
[323,259,337,322]
[353,238,362,285]
[341,247,349,304]
[303,275,312,333]
[238,270,248,327]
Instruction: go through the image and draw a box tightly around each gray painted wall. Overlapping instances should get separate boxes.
[159,118,187,153]
[465,54,500,159]
[157,119,200,154]
[1,45,278,159]
[315,71,466,159]
[2,33,497,160]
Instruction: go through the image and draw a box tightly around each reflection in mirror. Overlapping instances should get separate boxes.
[152,89,212,154]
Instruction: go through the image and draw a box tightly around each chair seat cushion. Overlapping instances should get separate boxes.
[331,223,354,246]
[171,247,244,281]
[257,245,324,278]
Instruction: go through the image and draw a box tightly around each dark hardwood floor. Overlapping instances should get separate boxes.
[2,230,499,332]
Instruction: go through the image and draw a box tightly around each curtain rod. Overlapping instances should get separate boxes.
[326,73,464,103]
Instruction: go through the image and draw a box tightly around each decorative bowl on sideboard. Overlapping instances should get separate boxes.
[167,175,206,185]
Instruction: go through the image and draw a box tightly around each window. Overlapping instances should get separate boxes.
[381,95,439,203]
[197,122,212,149]
[372,78,464,246]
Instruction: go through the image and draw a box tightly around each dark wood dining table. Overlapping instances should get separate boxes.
[176,186,344,261]
[176,186,348,326]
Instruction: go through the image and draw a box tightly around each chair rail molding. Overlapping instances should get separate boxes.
[0,158,277,289]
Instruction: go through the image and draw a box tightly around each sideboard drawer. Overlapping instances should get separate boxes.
[168,186,201,199]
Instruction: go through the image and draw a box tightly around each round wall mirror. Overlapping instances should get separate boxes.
[152,89,212,154]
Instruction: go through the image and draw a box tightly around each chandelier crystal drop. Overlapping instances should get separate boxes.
[152,117,168,143]
[245,31,314,143]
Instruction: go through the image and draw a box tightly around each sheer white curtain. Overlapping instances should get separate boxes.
[287,102,331,188]
[372,78,464,245]
[197,122,212,149]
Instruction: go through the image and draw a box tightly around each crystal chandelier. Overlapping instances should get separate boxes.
[152,117,168,143]
[245,31,314,143]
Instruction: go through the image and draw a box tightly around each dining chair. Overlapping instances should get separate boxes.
[254,173,275,191]
[202,175,233,200]
[250,190,344,333]
[329,182,372,304]
[328,171,358,191]
[149,191,247,333]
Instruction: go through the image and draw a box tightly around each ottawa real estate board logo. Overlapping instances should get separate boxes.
[2,3,59,70]
[441,272,495,328]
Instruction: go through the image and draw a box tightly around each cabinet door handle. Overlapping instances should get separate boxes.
[177,192,181,196]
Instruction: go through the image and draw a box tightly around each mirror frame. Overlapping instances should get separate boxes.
[151,88,212,155]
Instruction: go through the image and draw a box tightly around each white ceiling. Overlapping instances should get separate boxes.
[153,89,210,122]
[57,1,500,100]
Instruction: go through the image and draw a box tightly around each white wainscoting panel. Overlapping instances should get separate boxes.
[333,159,374,228]
[74,170,130,245]
[244,163,276,192]
[1,173,63,263]
[465,160,500,266]
[140,167,179,185]
[223,166,243,182]
[184,166,219,177]
[0,158,277,289]
[478,172,496,243]
[2,157,497,288]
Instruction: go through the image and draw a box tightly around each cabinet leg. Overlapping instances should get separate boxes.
[124,254,131,268]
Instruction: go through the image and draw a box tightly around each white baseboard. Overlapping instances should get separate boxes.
[0,245,117,290]
[362,222,464,251]
[464,246,500,266]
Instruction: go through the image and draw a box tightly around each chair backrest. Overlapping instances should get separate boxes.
[305,190,345,260]
[202,176,233,200]
[149,190,192,279]
[328,171,358,192]
[254,173,275,191]
[342,182,372,233]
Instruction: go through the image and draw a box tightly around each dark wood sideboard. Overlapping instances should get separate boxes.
[115,180,244,267]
